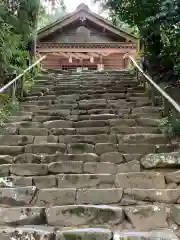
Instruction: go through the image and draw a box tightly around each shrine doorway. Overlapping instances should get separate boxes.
[62,64,98,71]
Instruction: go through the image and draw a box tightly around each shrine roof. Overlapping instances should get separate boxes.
[37,4,138,42]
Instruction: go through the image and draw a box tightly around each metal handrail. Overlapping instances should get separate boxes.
[125,55,180,116]
[0,55,46,94]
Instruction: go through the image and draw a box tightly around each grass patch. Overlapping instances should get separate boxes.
[159,117,180,137]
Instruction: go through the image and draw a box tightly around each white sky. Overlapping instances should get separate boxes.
[65,0,100,13]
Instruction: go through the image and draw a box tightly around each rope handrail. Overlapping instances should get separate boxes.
[0,55,46,94]
[125,55,180,114]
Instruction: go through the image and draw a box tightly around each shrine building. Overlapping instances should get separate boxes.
[37,3,138,71]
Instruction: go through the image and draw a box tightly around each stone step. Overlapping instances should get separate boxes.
[52,89,144,95]
[119,133,169,144]
[6,114,33,123]
[11,150,180,168]
[28,188,180,206]
[2,186,180,207]
[0,161,140,176]
[58,134,117,144]
[2,68,178,236]
[0,156,178,183]
[22,100,53,106]
[0,140,177,155]
[33,109,71,117]
[135,117,161,127]
[78,114,117,120]
[2,156,180,185]
[41,103,78,110]
[0,226,177,240]
[9,115,163,126]
[4,121,43,129]
[21,98,154,110]
[22,96,39,101]
[52,81,138,88]
[114,231,179,240]
[20,105,45,112]
[4,174,115,188]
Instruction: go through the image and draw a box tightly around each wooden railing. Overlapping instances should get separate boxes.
[125,55,180,118]
[0,55,46,102]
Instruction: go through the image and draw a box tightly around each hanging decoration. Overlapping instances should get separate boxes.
[90,56,94,63]
[69,56,72,63]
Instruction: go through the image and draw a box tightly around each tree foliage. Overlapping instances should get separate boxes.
[97,0,180,83]
[38,0,67,29]
[0,0,42,85]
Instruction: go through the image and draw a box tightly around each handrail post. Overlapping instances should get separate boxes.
[11,82,16,104]
[20,75,25,99]
[135,68,139,83]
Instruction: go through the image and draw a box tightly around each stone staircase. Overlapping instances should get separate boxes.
[0,69,179,239]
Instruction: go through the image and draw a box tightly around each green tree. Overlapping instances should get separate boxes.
[96,0,180,83]
[38,0,67,29]
[0,0,41,85]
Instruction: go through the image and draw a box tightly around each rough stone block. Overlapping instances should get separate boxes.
[76,188,123,204]
[116,172,165,189]
[100,152,123,163]
[34,136,58,144]
[48,161,83,174]
[56,228,112,240]
[6,176,32,187]
[165,170,180,184]
[25,143,66,154]
[123,154,142,162]
[35,188,76,206]
[19,128,48,136]
[10,164,48,176]
[108,119,136,127]
[141,152,180,169]
[95,143,117,155]
[57,174,114,188]
[50,128,76,135]
[124,205,168,230]
[0,146,24,156]
[114,230,179,240]
[74,120,107,128]
[43,120,73,128]
[33,176,57,188]
[112,127,158,134]
[14,153,41,164]
[124,189,180,204]
[0,164,10,176]
[0,186,36,206]
[0,155,13,164]
[117,160,140,173]
[0,135,34,146]
[118,144,156,154]
[84,162,117,174]
[43,153,99,163]
[59,134,116,144]
[120,133,168,144]
[76,127,110,135]
[5,121,42,128]
[136,117,160,127]
[0,226,54,240]
[67,143,94,154]
[0,207,45,225]
[46,205,124,226]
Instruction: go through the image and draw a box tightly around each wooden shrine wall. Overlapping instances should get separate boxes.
[39,52,135,70]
